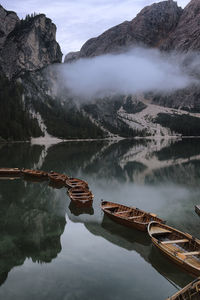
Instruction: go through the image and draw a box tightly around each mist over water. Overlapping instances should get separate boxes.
[58,48,198,99]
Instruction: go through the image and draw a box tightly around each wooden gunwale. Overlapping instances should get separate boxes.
[48,172,68,178]
[101,201,163,232]
[0,168,21,175]
[166,277,200,300]
[22,169,48,178]
[70,198,93,202]
[69,192,93,199]
[148,222,200,276]
[48,176,66,183]
[69,194,94,199]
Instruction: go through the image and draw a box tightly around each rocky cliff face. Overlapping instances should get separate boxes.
[65,0,200,62]
[0,5,19,49]
[161,0,200,51]
[0,10,62,78]
[2,0,200,140]
[63,0,200,137]
[65,0,182,62]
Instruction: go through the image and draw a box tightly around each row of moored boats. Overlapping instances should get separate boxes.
[101,201,200,300]
[0,168,93,207]
[1,168,200,299]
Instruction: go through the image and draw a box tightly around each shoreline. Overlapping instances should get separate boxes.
[1,135,200,146]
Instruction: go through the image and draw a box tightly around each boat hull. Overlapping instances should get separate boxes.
[101,201,163,232]
[65,178,88,189]
[22,169,48,178]
[152,239,200,277]
[166,278,200,300]
[0,168,21,175]
[148,222,200,277]
[103,210,147,231]
[70,198,93,207]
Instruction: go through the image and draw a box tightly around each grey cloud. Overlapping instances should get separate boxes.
[57,48,197,99]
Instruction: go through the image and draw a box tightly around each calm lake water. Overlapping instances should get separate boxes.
[0,138,200,300]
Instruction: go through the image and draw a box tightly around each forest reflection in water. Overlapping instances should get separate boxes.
[0,138,200,299]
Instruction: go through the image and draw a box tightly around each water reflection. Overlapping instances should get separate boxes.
[68,202,94,216]
[0,179,66,286]
[81,215,193,289]
[0,138,200,299]
[148,246,193,289]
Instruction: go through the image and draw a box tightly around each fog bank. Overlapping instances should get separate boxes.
[58,48,197,99]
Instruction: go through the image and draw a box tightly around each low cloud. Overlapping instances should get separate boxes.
[57,48,198,99]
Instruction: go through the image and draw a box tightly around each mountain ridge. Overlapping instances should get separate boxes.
[65,0,183,62]
[1,0,200,141]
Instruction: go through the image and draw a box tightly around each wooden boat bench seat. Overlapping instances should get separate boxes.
[71,193,91,196]
[151,226,172,235]
[128,214,145,220]
[115,210,132,215]
[103,206,119,210]
[177,251,200,261]
[161,239,189,244]
[182,251,200,256]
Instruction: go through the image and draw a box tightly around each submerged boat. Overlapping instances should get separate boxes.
[166,277,200,300]
[101,201,163,232]
[65,177,88,189]
[22,169,48,178]
[0,168,21,175]
[148,222,200,276]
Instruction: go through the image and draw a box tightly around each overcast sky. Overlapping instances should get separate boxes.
[1,0,190,56]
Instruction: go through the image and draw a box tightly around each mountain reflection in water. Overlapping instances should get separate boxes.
[0,138,200,299]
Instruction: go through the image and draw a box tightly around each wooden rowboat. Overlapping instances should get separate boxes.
[68,186,94,197]
[48,172,69,184]
[65,178,88,189]
[166,277,200,300]
[0,168,21,175]
[148,222,200,276]
[22,169,48,178]
[68,186,93,207]
[101,201,164,232]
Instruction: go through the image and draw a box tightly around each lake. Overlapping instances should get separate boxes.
[0,138,200,300]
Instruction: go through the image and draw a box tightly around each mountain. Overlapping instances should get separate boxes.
[0,8,62,79]
[0,6,105,141]
[64,0,200,137]
[0,5,19,49]
[64,0,200,60]
[65,0,182,61]
[161,0,200,51]
[1,0,200,141]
